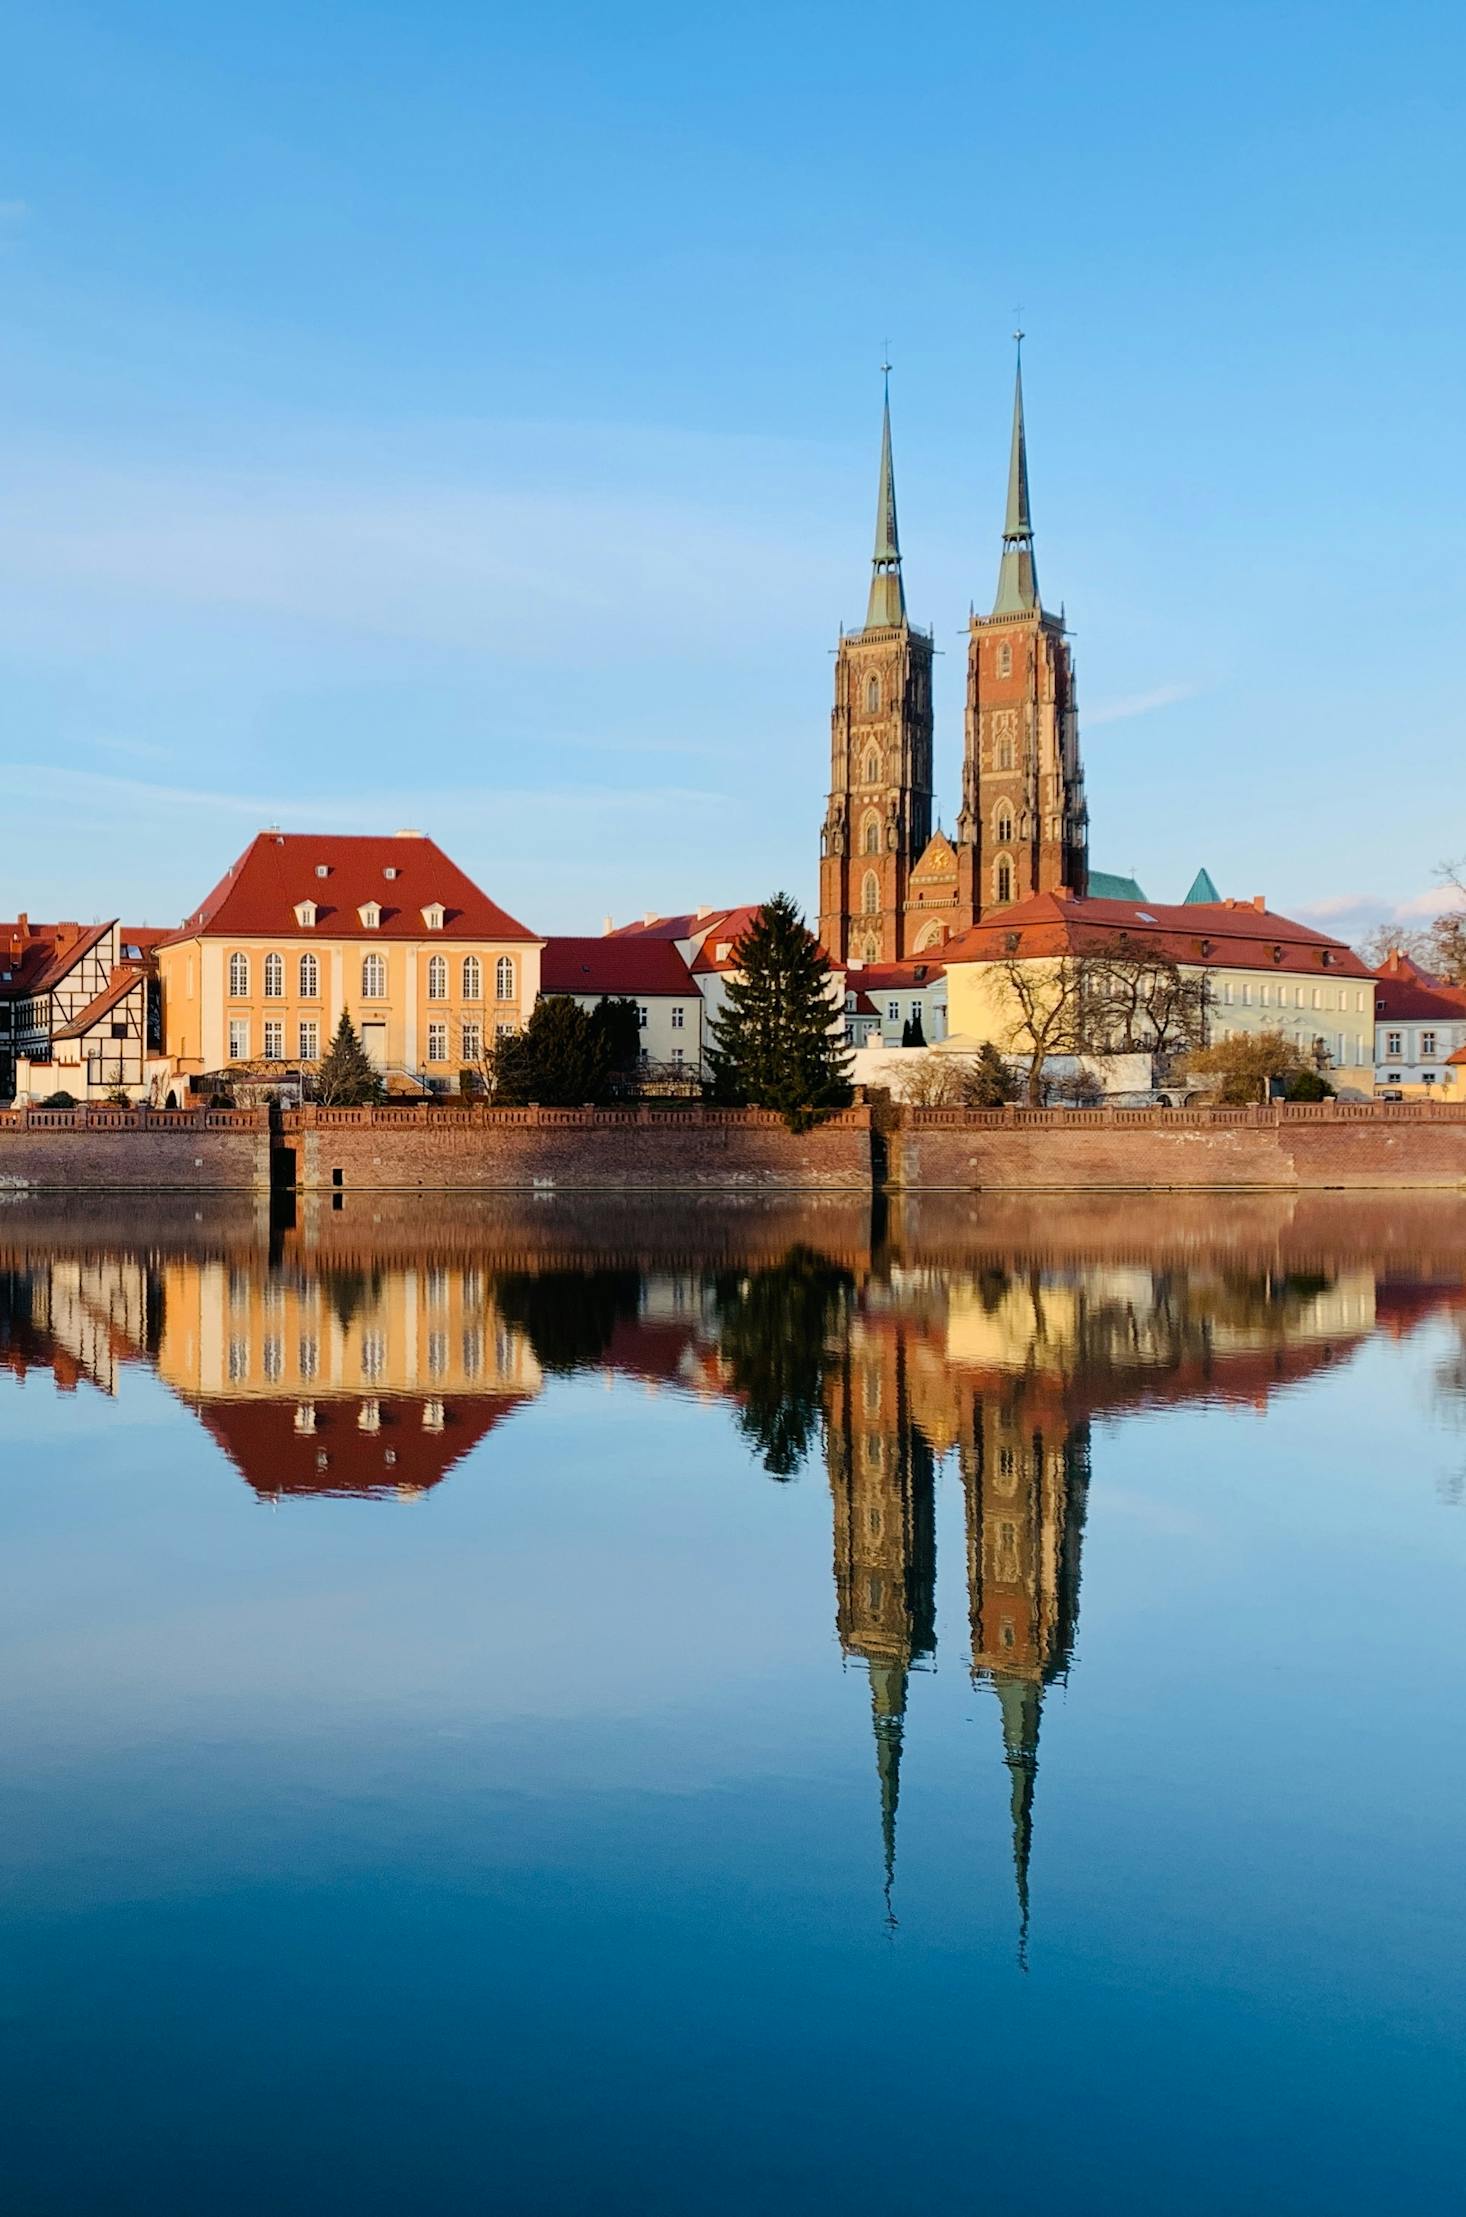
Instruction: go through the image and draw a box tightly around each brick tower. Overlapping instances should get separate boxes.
[957,339,1087,914]
[819,374,935,964]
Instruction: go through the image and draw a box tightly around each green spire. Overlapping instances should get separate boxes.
[993,334,1041,618]
[995,1674,1043,1970]
[865,366,907,630]
[1184,866,1221,905]
[868,1657,908,1926]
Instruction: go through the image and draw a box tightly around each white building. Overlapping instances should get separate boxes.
[1372,953,1466,1094]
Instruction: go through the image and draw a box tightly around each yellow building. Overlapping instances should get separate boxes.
[939,888,1376,1095]
[157,830,542,1093]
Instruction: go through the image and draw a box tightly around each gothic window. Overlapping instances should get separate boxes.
[915,921,944,952]
[866,675,881,714]
[863,748,881,785]
[462,955,482,1001]
[995,858,1014,904]
[862,812,881,856]
[427,954,448,1001]
[361,953,387,999]
[997,642,1012,677]
[861,872,880,915]
[228,953,249,999]
[263,953,283,999]
[862,936,880,962]
[298,953,319,999]
[995,807,1014,844]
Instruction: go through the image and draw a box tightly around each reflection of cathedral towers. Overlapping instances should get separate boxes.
[959,1397,1090,1963]
[825,1329,937,1916]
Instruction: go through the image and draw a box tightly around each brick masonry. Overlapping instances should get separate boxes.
[282,1103,873,1192]
[887,1102,1466,1190]
[0,1106,271,1191]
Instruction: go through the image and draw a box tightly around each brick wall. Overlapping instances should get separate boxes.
[0,1106,270,1191]
[282,1103,873,1192]
[888,1101,1466,1191]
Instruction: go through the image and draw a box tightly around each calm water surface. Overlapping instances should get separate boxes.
[3,1191,1464,2215]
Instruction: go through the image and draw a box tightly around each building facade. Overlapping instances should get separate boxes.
[156,831,542,1095]
[1372,953,1466,1094]
[540,936,704,1075]
[819,345,1088,967]
[1,918,161,1103]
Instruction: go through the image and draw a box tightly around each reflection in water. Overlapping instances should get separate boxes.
[3,1198,1464,1963]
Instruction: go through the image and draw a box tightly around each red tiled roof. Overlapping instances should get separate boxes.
[837,960,946,990]
[607,908,733,942]
[941,891,1373,979]
[689,907,766,974]
[0,920,116,998]
[1372,972,1466,1022]
[53,967,146,1042]
[163,833,538,946]
[541,936,695,996]
[1449,1045,1466,1067]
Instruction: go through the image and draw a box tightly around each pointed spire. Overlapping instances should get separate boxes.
[993,333,1041,618]
[868,1658,908,1925]
[995,1674,1043,1970]
[1184,866,1221,905]
[865,363,907,630]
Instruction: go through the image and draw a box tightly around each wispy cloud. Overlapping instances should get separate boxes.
[1085,681,1201,728]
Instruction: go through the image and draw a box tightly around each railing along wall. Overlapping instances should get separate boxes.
[902,1100,1466,1129]
[281,1103,872,1132]
[0,1106,268,1131]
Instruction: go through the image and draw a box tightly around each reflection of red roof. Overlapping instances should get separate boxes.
[53,967,146,1042]
[943,892,1372,979]
[162,833,539,946]
[196,1391,524,1498]
[541,937,695,996]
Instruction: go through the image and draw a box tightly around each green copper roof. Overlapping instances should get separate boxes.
[1183,866,1221,905]
[865,370,907,629]
[993,337,1041,617]
[1088,868,1147,901]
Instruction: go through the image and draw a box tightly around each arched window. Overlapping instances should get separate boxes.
[462,956,482,1001]
[862,936,880,962]
[997,642,1012,677]
[863,749,880,786]
[862,812,881,856]
[298,952,319,999]
[495,956,515,1001]
[865,675,881,714]
[427,954,447,1001]
[861,872,880,916]
[997,735,1014,771]
[228,953,249,998]
[915,920,945,952]
[995,858,1013,904]
[263,952,283,999]
[361,953,387,999]
[995,808,1014,844]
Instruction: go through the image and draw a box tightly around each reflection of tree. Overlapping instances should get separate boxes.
[318,1263,384,1335]
[492,1269,643,1374]
[714,1247,854,1478]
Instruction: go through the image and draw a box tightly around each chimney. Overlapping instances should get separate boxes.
[602,915,614,936]
[643,911,656,927]
[1252,894,1266,912]
[695,905,711,920]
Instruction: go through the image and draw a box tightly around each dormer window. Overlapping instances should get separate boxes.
[715,942,731,962]
[421,903,445,931]
[315,865,330,880]
[294,900,318,928]
[358,901,382,929]
[383,866,400,881]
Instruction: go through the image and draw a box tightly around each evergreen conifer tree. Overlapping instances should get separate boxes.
[314,1012,384,1105]
[969,1041,1016,1106]
[907,1009,926,1047]
[708,893,852,1130]
[490,995,608,1106]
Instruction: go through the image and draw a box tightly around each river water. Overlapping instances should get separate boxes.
[2,1191,1464,2214]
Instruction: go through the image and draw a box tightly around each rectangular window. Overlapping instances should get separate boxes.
[1386,1030,1402,1056]
[887,1000,900,1022]
[298,1020,319,1061]
[228,1018,249,1061]
[1241,982,1252,1006]
[1422,1031,1437,1057]
[427,1021,447,1063]
[637,1005,648,1029]
[672,1045,684,1063]
[495,1022,515,1038]
[462,1021,481,1063]
[671,1005,685,1030]
[263,1020,283,1060]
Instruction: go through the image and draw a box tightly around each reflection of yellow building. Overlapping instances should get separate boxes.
[153,1253,543,1498]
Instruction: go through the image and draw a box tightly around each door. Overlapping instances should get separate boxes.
[361,1022,387,1070]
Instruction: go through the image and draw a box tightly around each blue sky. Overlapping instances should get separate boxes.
[2,0,1462,939]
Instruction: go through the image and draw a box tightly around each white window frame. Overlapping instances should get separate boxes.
[426,1021,448,1064]
[427,954,448,1001]
[262,1019,284,1060]
[228,1017,249,1061]
[299,952,319,999]
[263,953,284,999]
[298,1020,319,1061]
[228,953,249,999]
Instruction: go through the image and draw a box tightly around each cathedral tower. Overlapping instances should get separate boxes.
[819,375,935,964]
[957,340,1088,914]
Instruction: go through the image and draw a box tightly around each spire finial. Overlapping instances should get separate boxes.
[993,335,1041,616]
[866,357,907,630]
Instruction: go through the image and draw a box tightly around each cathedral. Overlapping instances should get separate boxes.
[819,345,1089,966]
